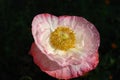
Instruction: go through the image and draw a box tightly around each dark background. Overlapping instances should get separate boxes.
[0,0,120,80]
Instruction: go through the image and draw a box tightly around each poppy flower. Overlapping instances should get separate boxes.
[30,13,100,79]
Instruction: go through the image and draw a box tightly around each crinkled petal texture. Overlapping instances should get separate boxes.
[30,13,100,79]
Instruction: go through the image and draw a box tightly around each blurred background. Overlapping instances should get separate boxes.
[0,0,120,80]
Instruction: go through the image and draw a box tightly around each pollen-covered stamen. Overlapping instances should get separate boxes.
[50,27,76,51]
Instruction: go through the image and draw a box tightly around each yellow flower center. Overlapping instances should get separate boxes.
[50,26,76,51]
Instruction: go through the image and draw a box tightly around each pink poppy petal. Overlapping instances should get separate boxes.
[45,52,99,79]
[56,16,100,66]
[30,43,99,79]
[58,16,100,54]
[58,16,87,30]
[32,13,58,54]
[30,43,62,71]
